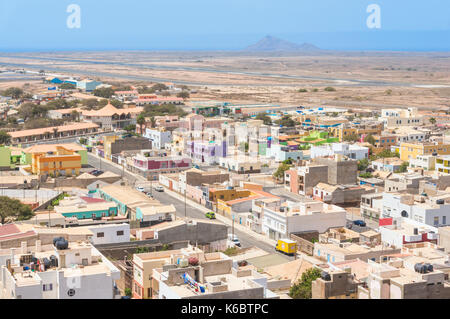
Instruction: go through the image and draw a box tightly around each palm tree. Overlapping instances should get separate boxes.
[137,114,146,135]
[0,130,11,145]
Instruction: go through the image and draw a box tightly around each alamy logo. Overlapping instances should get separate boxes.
[67,4,81,29]
[366,4,381,29]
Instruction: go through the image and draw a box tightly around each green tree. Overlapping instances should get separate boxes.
[0,130,11,145]
[357,158,370,171]
[59,83,76,90]
[177,91,190,99]
[365,134,376,146]
[273,163,291,183]
[3,87,23,99]
[275,115,296,127]
[298,89,308,93]
[93,87,114,98]
[395,161,409,173]
[343,133,359,142]
[324,87,336,92]
[255,113,272,125]
[0,196,33,223]
[429,118,436,125]
[151,83,168,91]
[124,288,132,297]
[110,99,123,108]
[289,268,322,299]
[124,124,136,133]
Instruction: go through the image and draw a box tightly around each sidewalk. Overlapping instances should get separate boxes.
[162,185,278,248]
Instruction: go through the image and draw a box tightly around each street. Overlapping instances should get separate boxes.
[87,153,292,261]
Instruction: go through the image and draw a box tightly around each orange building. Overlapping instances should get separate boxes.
[30,146,81,177]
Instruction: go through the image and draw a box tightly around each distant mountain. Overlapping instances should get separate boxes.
[244,35,322,52]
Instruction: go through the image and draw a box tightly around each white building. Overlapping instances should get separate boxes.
[261,199,347,240]
[87,223,130,245]
[382,192,450,227]
[310,143,369,160]
[378,217,438,248]
[0,240,120,299]
[380,107,424,129]
[144,128,172,150]
[409,155,436,171]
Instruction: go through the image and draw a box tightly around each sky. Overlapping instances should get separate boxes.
[0,0,449,51]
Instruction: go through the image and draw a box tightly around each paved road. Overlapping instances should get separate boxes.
[87,153,291,261]
[149,189,288,258]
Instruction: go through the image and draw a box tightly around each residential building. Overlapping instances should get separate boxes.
[435,155,450,174]
[379,218,438,248]
[82,103,143,130]
[87,223,130,245]
[358,243,450,299]
[285,163,327,197]
[28,145,82,177]
[409,155,436,171]
[144,128,172,150]
[400,141,450,161]
[131,151,192,181]
[9,123,99,144]
[0,239,120,299]
[261,199,347,240]
[313,242,400,264]
[311,143,369,160]
[382,192,450,227]
[150,249,278,299]
[103,136,151,160]
[360,193,384,221]
[312,183,374,205]
[312,270,359,299]
[380,107,424,129]
[76,79,102,92]
[219,155,262,174]
[371,157,404,172]
[314,156,358,185]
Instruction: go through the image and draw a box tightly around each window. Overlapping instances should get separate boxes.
[43,284,53,291]
[443,216,447,225]
[117,230,124,236]
[434,217,439,226]
[97,232,104,238]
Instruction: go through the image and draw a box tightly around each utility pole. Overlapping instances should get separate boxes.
[184,188,187,218]
[232,214,235,238]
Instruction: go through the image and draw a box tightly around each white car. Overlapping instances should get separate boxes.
[136,186,145,192]
[227,234,241,247]
[154,186,164,192]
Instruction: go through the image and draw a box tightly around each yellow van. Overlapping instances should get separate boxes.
[275,239,297,256]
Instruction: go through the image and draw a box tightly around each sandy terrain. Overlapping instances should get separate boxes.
[0,51,449,110]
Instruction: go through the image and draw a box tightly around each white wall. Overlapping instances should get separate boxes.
[88,223,130,245]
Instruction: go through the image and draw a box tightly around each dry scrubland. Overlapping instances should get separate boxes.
[1,51,449,110]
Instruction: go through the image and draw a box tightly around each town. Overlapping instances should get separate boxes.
[0,69,448,301]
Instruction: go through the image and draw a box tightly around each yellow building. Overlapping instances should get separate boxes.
[103,135,119,159]
[329,126,357,142]
[208,187,251,202]
[400,142,450,161]
[329,123,383,142]
[31,146,81,177]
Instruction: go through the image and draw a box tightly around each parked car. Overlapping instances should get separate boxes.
[353,220,366,227]
[205,211,216,219]
[154,186,164,192]
[89,169,103,177]
[136,186,145,192]
[228,234,241,247]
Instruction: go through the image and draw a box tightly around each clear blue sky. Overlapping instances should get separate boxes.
[0,0,449,51]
